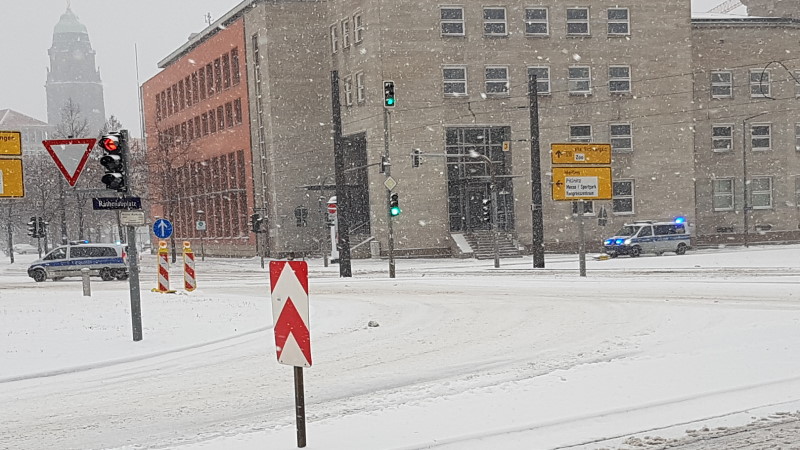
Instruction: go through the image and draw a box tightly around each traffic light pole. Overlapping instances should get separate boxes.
[120,130,143,341]
[384,108,396,279]
[331,71,352,277]
[529,74,546,268]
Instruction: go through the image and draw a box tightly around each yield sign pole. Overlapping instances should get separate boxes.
[42,138,96,186]
[270,260,312,448]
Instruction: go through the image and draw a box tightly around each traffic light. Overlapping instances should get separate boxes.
[411,148,421,168]
[36,217,47,238]
[389,193,401,217]
[383,80,396,108]
[481,198,491,222]
[98,132,127,192]
[251,213,264,233]
[27,217,38,237]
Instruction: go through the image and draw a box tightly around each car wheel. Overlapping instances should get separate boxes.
[609,252,618,258]
[675,243,687,255]
[31,269,47,282]
[100,268,115,281]
[630,246,642,257]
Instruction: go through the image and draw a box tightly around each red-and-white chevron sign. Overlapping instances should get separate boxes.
[269,261,312,367]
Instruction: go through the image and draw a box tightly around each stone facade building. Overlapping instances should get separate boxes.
[143,0,800,258]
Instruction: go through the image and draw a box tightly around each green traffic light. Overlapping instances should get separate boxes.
[390,206,401,216]
[386,98,395,106]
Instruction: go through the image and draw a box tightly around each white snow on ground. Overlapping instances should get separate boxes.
[1,245,800,449]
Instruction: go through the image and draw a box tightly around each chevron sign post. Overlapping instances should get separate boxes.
[269,260,311,448]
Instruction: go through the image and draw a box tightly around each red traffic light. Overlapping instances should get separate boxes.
[99,135,120,151]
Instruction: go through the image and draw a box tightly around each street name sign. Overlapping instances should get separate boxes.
[120,211,146,226]
[0,131,22,156]
[153,218,173,239]
[552,167,612,201]
[551,143,612,165]
[269,261,312,367]
[42,138,96,186]
[92,197,142,210]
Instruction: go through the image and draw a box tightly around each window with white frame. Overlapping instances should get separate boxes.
[485,66,509,95]
[796,123,800,151]
[568,66,591,95]
[712,178,735,211]
[610,123,632,152]
[343,76,353,106]
[712,124,733,152]
[353,12,364,43]
[607,8,630,35]
[750,69,771,98]
[609,65,631,93]
[571,201,595,215]
[356,72,365,103]
[751,124,771,151]
[569,124,592,142]
[483,7,507,36]
[341,19,351,48]
[525,7,549,36]
[566,7,590,36]
[750,177,773,209]
[711,71,732,98]
[330,24,339,53]
[527,66,550,94]
[441,7,465,36]
[443,66,467,96]
[612,180,634,214]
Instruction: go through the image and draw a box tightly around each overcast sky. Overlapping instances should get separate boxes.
[0,0,727,138]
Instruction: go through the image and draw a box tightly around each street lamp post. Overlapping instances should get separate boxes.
[196,210,206,261]
[742,111,769,248]
[469,150,500,268]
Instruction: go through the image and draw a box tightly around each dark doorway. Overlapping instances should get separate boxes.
[341,132,371,235]
[446,126,514,233]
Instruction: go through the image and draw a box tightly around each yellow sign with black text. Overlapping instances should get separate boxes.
[552,167,612,201]
[0,131,22,156]
[551,143,612,165]
[0,158,25,198]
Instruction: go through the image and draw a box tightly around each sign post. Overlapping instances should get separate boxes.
[269,261,312,448]
[551,143,613,277]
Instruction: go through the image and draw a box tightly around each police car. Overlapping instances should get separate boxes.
[27,243,129,282]
[603,219,691,257]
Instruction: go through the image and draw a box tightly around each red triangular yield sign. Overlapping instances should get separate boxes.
[42,138,96,186]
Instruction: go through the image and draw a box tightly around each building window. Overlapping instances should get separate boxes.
[750,177,773,209]
[206,64,214,96]
[191,72,200,103]
[712,125,733,152]
[607,8,629,36]
[222,54,232,89]
[155,93,162,121]
[234,98,243,124]
[342,19,351,48]
[485,66,509,95]
[569,124,592,142]
[209,109,217,133]
[795,176,800,207]
[711,71,732,98]
[610,123,632,152]
[525,7,549,36]
[214,58,223,93]
[608,65,631,93]
[330,24,339,53]
[566,7,590,36]
[441,7,465,36]
[343,76,353,106]
[568,66,591,95]
[750,69,771,98]
[354,12,364,43]
[443,66,467,96]
[796,123,800,151]
[612,180,634,214]
[185,76,193,107]
[751,124,771,151]
[527,66,550,94]
[217,105,225,130]
[713,178,734,211]
[198,68,206,100]
[225,102,234,128]
[231,48,241,85]
[356,72,365,103]
[483,7,507,36]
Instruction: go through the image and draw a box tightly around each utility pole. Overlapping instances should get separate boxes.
[529,74,546,268]
[331,71,352,277]
[384,108,396,278]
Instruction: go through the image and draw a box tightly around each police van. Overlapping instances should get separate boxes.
[27,243,129,282]
[603,220,691,257]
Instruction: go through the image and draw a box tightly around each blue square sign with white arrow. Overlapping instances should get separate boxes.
[153,218,173,239]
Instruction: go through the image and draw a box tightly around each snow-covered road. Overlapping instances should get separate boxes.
[2,246,800,449]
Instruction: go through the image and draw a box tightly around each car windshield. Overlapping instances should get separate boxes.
[615,225,640,237]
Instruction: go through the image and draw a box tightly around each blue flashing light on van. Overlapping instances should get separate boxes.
[603,220,692,258]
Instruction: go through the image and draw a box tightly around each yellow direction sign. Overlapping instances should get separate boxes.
[551,143,611,165]
[552,167,612,201]
[0,131,22,156]
[0,159,25,198]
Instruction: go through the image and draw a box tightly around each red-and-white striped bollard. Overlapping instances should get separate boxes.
[183,241,196,292]
[152,240,175,293]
